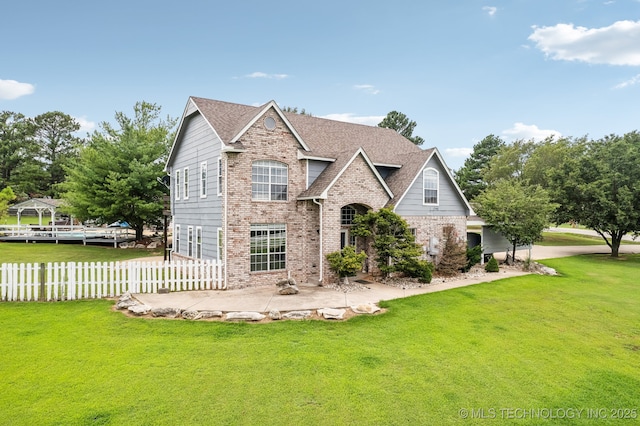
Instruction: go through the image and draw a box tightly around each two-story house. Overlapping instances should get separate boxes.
[165,97,472,288]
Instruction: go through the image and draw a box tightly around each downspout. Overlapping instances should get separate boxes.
[312,198,323,285]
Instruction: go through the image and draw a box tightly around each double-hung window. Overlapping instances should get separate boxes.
[174,224,181,253]
[187,226,194,257]
[423,168,439,205]
[250,224,286,272]
[175,170,181,200]
[196,227,203,259]
[200,162,207,198]
[183,167,189,200]
[251,160,288,201]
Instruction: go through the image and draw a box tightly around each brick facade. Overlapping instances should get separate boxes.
[402,215,467,264]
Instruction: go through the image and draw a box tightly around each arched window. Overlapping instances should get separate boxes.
[423,168,439,205]
[341,205,357,225]
[252,160,288,201]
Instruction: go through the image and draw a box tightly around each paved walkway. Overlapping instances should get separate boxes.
[132,234,639,314]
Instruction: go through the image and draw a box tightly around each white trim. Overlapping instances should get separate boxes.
[297,151,336,162]
[216,227,223,261]
[200,161,207,198]
[174,224,181,254]
[196,226,203,259]
[221,146,246,153]
[230,101,311,151]
[373,162,402,168]
[174,169,181,201]
[187,226,194,257]
[319,148,393,199]
[183,167,189,200]
[422,167,439,205]
[251,160,288,202]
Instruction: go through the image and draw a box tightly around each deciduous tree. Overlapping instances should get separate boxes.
[474,179,557,263]
[550,131,640,257]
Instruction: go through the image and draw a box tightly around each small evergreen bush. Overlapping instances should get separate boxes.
[485,256,500,272]
[402,257,434,283]
[463,245,483,272]
[326,246,367,281]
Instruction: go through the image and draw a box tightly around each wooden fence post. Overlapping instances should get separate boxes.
[39,262,45,301]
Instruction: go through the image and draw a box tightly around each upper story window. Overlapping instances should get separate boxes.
[252,160,288,201]
[200,162,207,198]
[341,205,357,225]
[174,169,181,200]
[183,167,189,200]
[423,168,439,205]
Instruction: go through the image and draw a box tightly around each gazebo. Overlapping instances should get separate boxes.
[9,198,65,226]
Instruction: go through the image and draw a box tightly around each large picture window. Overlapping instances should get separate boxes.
[423,168,439,205]
[250,224,286,272]
[252,160,288,201]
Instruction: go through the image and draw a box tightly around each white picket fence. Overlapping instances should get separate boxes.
[0,260,224,302]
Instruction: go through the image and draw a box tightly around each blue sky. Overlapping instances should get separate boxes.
[2,0,639,170]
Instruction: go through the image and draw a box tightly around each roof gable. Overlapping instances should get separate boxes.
[298,147,392,200]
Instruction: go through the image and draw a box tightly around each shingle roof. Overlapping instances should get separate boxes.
[185,96,450,209]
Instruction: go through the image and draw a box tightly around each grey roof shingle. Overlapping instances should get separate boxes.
[188,96,439,207]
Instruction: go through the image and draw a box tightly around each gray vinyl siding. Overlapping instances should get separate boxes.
[168,113,223,260]
[482,226,531,255]
[307,160,329,188]
[395,157,469,216]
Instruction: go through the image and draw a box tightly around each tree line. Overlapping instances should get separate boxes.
[455,132,640,258]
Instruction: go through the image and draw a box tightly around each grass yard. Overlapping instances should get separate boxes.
[538,231,640,246]
[0,242,162,263]
[0,254,638,425]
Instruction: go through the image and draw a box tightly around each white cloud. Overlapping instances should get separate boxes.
[528,20,640,65]
[0,79,35,100]
[483,6,497,16]
[502,122,562,141]
[244,72,289,79]
[445,147,473,158]
[73,116,96,134]
[613,73,640,89]
[320,113,385,126]
[354,84,380,95]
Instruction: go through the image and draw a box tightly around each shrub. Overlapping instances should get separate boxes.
[326,246,367,281]
[485,256,499,272]
[436,225,467,276]
[463,245,483,272]
[402,257,434,283]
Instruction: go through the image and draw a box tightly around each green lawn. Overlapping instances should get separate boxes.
[0,254,638,425]
[539,231,640,246]
[1,215,41,225]
[0,242,161,263]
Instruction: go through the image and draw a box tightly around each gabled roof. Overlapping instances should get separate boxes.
[298,147,393,200]
[10,198,63,210]
[166,96,471,214]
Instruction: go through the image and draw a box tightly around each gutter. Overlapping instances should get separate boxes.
[312,198,323,285]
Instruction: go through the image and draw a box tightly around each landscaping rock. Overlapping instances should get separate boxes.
[225,311,265,321]
[318,308,346,320]
[195,310,223,319]
[134,244,146,249]
[282,310,312,320]
[151,307,182,318]
[128,304,152,315]
[147,241,159,249]
[276,278,299,295]
[351,303,380,314]
[182,310,200,320]
[268,309,282,320]
[115,292,138,310]
[118,242,131,249]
